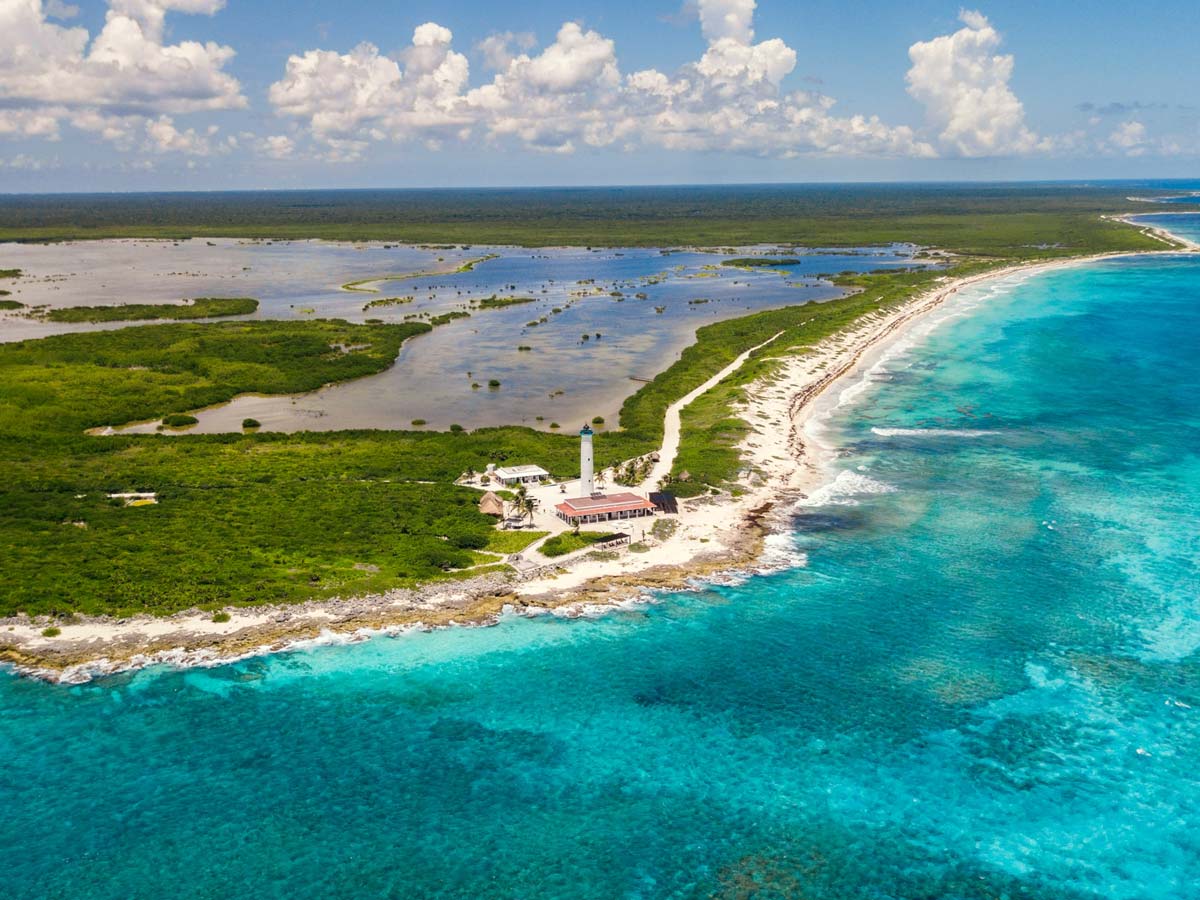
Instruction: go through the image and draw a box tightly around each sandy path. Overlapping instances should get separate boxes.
[640,332,784,491]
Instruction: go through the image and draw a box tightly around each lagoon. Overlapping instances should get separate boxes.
[0,238,923,431]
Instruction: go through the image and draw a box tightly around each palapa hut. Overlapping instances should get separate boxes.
[478,491,505,517]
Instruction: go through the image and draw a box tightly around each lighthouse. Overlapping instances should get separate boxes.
[579,425,595,496]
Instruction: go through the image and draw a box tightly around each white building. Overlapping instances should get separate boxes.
[491,464,550,486]
[579,424,595,496]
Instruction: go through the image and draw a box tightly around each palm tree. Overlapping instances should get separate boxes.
[509,485,539,527]
[520,494,540,527]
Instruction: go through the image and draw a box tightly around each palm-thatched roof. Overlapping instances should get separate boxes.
[478,491,505,517]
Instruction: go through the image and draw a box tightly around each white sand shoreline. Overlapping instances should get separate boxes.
[4,231,1196,683]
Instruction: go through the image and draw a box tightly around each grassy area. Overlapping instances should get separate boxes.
[0,299,23,310]
[540,531,612,558]
[43,297,258,323]
[485,530,549,554]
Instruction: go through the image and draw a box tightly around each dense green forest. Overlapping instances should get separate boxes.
[0,183,1190,252]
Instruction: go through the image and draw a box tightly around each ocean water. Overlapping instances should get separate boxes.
[4,239,1200,898]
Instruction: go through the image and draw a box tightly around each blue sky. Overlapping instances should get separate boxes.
[1,0,1197,191]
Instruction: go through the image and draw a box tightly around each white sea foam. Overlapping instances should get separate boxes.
[870,427,999,438]
[794,470,897,508]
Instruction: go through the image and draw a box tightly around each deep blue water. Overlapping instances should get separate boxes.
[3,233,1200,899]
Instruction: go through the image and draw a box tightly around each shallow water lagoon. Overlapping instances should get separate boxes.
[3,246,1199,898]
[0,238,923,430]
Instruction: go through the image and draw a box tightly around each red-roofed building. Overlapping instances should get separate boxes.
[555,492,658,525]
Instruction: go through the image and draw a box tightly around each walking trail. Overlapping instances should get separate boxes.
[639,332,785,491]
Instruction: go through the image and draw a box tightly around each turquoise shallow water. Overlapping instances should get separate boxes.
[4,234,1200,899]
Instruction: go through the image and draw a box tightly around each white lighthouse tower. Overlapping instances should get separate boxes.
[579,425,595,496]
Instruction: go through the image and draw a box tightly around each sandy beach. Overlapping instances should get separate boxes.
[4,234,1196,683]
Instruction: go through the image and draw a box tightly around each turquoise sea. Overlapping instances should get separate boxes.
[4,219,1200,899]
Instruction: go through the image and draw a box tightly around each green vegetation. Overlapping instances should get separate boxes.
[362,296,413,310]
[475,295,537,309]
[592,416,605,425]
[430,311,470,326]
[0,186,1179,253]
[0,319,428,435]
[410,418,427,426]
[0,299,23,310]
[211,611,231,623]
[162,414,199,428]
[0,268,21,278]
[484,530,547,555]
[540,531,611,558]
[44,297,258,324]
[0,187,1172,621]
[650,518,678,540]
[488,379,501,388]
[722,257,801,268]
[41,626,61,637]
[665,262,1004,496]
[0,318,581,618]
[242,418,261,429]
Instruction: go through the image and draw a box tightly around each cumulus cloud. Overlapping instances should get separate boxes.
[144,114,218,154]
[258,134,296,159]
[269,0,932,160]
[905,10,1042,157]
[698,0,756,43]
[476,30,536,72]
[0,0,243,145]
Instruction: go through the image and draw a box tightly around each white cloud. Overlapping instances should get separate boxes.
[269,0,932,160]
[906,10,1040,157]
[258,134,295,159]
[1108,120,1147,156]
[476,31,536,72]
[144,114,218,154]
[0,0,243,145]
[1,152,59,170]
[698,0,757,43]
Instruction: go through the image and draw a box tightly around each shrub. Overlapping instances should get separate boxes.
[211,611,231,623]
[488,379,501,388]
[448,531,488,550]
[410,419,427,426]
[449,424,465,432]
[241,418,261,429]
[41,626,61,638]
[162,414,199,427]
[591,416,605,425]
[540,531,610,558]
